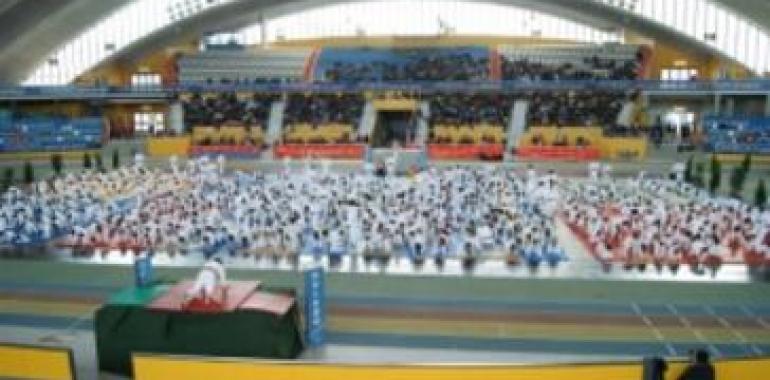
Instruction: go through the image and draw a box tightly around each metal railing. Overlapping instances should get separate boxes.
[0,79,769,99]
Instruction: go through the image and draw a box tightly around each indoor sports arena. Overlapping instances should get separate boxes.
[0,1,770,379]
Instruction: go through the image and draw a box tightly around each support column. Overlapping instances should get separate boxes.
[725,96,735,116]
[713,93,721,115]
[259,13,268,48]
[168,102,184,135]
[765,93,770,117]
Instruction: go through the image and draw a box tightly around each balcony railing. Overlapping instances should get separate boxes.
[1,79,770,99]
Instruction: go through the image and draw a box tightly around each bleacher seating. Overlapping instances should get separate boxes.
[429,94,510,144]
[528,90,628,128]
[282,94,363,144]
[704,116,770,154]
[178,48,311,84]
[182,92,276,130]
[191,125,264,146]
[499,44,642,80]
[0,111,102,152]
[315,46,490,82]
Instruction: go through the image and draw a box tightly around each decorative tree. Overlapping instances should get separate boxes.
[83,153,92,169]
[709,155,721,194]
[23,162,34,185]
[741,153,752,174]
[693,161,705,188]
[684,156,694,184]
[112,150,120,169]
[50,153,63,176]
[1,167,13,191]
[756,179,767,211]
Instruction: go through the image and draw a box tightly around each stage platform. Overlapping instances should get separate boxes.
[95,283,303,376]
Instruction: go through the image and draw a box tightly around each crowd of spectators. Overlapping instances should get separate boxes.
[182,92,276,129]
[706,123,770,154]
[322,52,489,82]
[527,90,626,127]
[429,93,512,126]
[501,53,641,81]
[283,94,364,126]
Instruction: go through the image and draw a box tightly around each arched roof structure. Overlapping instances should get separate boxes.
[2,0,768,85]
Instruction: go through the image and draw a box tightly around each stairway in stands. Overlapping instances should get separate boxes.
[262,99,286,159]
[266,100,286,145]
[357,100,377,140]
[414,100,431,146]
[616,100,637,127]
[506,100,529,159]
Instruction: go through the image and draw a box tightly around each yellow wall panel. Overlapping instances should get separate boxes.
[519,126,603,147]
[373,98,418,111]
[134,355,770,380]
[134,356,641,380]
[598,137,648,160]
[146,136,191,157]
[0,343,74,380]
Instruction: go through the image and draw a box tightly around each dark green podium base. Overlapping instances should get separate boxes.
[95,286,303,376]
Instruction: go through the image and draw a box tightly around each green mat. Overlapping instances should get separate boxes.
[107,285,170,306]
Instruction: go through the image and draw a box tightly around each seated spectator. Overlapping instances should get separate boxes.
[501,48,641,81]
[182,92,276,130]
[282,94,364,144]
[677,350,715,380]
[527,90,628,129]
[429,93,511,126]
[284,94,363,126]
[323,50,489,82]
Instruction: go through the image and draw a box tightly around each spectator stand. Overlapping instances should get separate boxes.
[517,126,601,161]
[498,44,643,82]
[314,46,490,82]
[704,115,770,155]
[425,93,508,160]
[0,111,103,153]
[180,91,276,158]
[177,47,310,84]
[276,94,364,159]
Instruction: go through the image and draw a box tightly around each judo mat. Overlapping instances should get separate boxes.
[94,284,303,376]
[148,280,261,312]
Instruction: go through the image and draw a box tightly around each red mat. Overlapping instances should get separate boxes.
[148,280,261,313]
[240,292,296,316]
[561,216,757,267]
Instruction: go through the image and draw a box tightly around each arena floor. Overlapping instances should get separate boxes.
[0,256,769,379]
[1,151,770,379]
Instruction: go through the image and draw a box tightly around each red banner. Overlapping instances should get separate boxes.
[274,144,365,159]
[191,145,261,156]
[427,144,504,160]
[516,146,600,160]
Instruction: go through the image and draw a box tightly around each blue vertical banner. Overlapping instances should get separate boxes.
[304,267,326,347]
[134,255,153,288]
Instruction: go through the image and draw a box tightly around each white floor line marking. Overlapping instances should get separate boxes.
[704,306,763,356]
[667,304,721,357]
[632,303,677,356]
[740,305,770,330]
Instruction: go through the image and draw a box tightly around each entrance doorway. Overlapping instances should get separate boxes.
[662,107,696,141]
[371,111,416,148]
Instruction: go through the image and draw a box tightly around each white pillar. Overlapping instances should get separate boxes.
[169,102,184,134]
[259,14,268,48]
